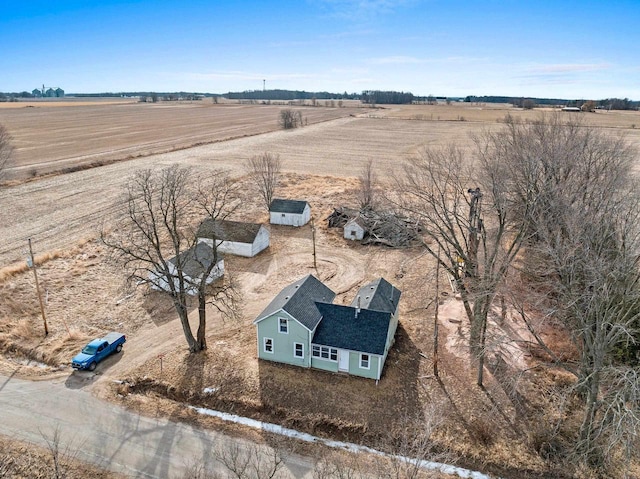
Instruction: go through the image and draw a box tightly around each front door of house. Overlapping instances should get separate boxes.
[338,350,349,371]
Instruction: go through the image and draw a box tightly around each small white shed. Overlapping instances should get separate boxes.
[344,217,366,241]
[149,242,224,295]
[269,199,311,227]
[197,219,270,257]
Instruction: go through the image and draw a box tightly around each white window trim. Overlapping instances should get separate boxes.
[294,342,304,358]
[278,317,289,334]
[263,337,274,354]
[360,353,370,369]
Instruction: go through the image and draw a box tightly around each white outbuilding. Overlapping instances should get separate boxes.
[344,216,366,241]
[149,242,224,295]
[197,219,270,257]
[269,198,311,227]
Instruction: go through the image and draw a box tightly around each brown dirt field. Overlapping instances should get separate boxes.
[0,114,478,268]
[377,102,640,130]
[0,101,364,181]
[2,102,638,268]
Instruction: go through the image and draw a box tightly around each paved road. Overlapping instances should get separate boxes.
[0,372,315,478]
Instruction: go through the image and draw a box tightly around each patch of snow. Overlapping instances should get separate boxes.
[190,406,498,479]
[203,387,219,394]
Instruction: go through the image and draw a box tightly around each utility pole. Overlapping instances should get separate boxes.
[433,244,440,378]
[28,238,48,336]
[311,217,317,273]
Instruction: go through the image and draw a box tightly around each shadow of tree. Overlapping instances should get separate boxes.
[142,290,198,327]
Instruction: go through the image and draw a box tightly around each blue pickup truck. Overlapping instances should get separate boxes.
[72,332,126,371]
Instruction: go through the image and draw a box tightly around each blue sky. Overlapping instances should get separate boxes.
[1,0,638,99]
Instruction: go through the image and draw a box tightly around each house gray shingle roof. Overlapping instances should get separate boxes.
[350,278,401,315]
[312,302,391,355]
[168,242,222,278]
[197,219,263,244]
[269,199,309,215]
[255,274,335,330]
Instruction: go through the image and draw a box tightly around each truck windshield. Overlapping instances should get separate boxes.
[82,345,98,355]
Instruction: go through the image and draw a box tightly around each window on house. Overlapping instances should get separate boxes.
[279,318,288,334]
[351,230,356,237]
[294,343,304,358]
[360,353,370,369]
[281,213,286,217]
[264,338,273,353]
[312,345,338,361]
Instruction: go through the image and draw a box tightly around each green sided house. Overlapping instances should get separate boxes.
[253,275,401,381]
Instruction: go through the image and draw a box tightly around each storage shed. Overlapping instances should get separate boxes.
[149,242,224,295]
[269,199,311,227]
[197,219,270,257]
[344,217,366,241]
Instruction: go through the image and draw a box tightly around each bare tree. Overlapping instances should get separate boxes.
[245,152,282,211]
[498,114,640,470]
[395,142,530,386]
[103,165,240,353]
[358,159,376,210]
[279,109,302,129]
[0,123,13,182]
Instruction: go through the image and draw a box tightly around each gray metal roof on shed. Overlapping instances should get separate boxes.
[269,199,309,215]
[254,275,336,330]
[350,278,401,315]
[197,219,263,244]
[312,302,391,355]
[168,242,222,278]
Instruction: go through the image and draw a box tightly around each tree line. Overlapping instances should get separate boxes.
[465,95,639,110]
[394,113,640,475]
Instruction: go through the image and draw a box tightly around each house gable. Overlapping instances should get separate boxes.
[255,274,335,330]
[351,277,401,316]
[255,309,311,367]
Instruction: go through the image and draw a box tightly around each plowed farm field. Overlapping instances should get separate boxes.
[0,100,363,179]
[1,101,639,268]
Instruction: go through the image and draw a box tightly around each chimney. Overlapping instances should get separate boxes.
[355,296,361,318]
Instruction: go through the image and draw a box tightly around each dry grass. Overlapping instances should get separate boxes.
[0,434,127,479]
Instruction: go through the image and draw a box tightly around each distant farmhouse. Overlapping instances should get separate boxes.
[254,275,401,382]
[31,85,64,98]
